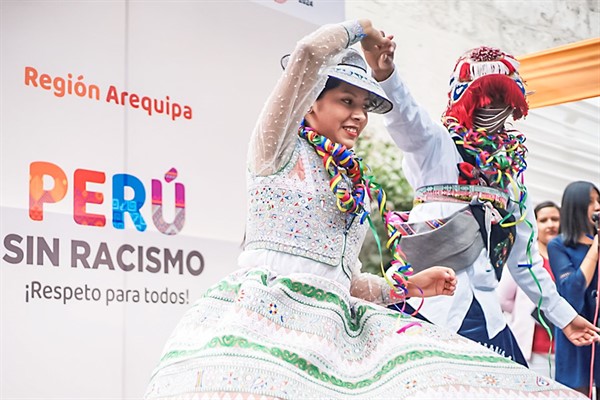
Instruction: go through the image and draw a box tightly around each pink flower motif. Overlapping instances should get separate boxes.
[223,371,237,385]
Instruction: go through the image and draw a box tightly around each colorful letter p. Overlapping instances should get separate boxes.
[29,161,68,221]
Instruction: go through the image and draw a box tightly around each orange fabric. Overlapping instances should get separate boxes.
[518,38,600,109]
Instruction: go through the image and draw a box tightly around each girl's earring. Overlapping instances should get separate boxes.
[307,106,313,114]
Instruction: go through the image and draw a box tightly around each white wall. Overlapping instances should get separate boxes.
[347,0,600,205]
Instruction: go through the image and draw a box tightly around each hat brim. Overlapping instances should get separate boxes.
[325,65,393,114]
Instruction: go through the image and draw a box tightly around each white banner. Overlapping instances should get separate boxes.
[0,1,344,398]
[251,0,344,25]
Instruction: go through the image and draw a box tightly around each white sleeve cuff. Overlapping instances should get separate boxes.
[341,20,366,47]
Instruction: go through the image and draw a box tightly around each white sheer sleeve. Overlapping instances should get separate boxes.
[248,21,362,176]
[349,261,404,306]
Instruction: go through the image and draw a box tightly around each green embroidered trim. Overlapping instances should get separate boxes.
[202,271,399,335]
[203,279,241,297]
[202,270,267,299]
[162,335,513,389]
[277,277,397,335]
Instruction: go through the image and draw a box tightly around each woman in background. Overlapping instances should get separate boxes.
[549,181,600,397]
[499,201,560,377]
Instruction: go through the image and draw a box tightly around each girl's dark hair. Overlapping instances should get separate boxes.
[534,201,560,219]
[316,77,343,100]
[559,181,600,247]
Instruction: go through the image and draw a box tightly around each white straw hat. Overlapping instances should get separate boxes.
[281,49,393,114]
[325,49,393,114]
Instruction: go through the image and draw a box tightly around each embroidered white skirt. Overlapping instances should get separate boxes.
[144,268,583,399]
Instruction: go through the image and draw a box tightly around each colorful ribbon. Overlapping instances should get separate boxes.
[298,121,414,303]
[445,116,554,365]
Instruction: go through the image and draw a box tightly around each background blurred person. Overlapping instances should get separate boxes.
[499,201,561,377]
[549,181,600,397]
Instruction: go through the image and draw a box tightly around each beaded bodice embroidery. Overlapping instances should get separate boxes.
[245,138,368,268]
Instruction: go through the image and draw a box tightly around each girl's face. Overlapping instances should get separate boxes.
[536,206,560,246]
[588,188,600,226]
[305,81,369,149]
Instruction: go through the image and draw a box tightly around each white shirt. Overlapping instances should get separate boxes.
[379,69,576,338]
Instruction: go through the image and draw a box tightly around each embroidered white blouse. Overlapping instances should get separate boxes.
[239,20,396,306]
